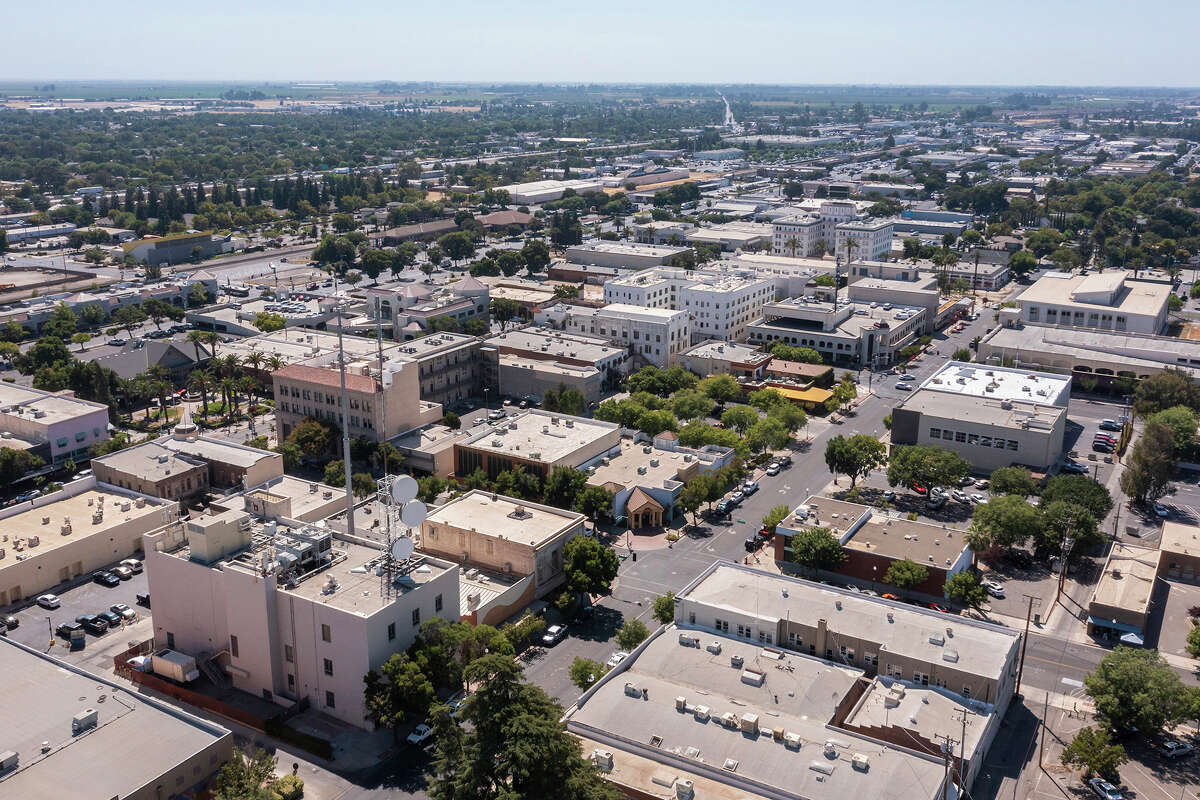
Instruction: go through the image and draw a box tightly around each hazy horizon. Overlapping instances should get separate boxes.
[7,0,1198,88]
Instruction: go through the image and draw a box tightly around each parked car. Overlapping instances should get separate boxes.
[741,481,758,496]
[107,338,127,347]
[110,603,137,622]
[407,724,434,746]
[927,495,946,510]
[98,610,123,628]
[36,594,60,609]
[606,651,630,668]
[542,625,567,646]
[881,593,900,601]
[911,483,927,495]
[1093,442,1114,453]
[974,479,990,489]
[1154,503,1170,518]
[1061,462,1089,474]
[1099,419,1123,431]
[487,409,506,421]
[111,565,133,581]
[895,382,912,391]
[715,499,734,516]
[1159,739,1194,759]
[927,603,949,613]
[135,591,151,608]
[898,374,916,381]
[55,621,84,639]
[3,614,17,630]
[958,476,976,487]
[1088,776,1124,800]
[778,454,792,467]
[882,490,896,502]
[93,571,120,587]
[766,462,781,476]
[75,614,108,635]
[952,490,970,503]
[120,558,143,574]
[970,493,986,504]
[1093,433,1117,443]
[983,580,1005,599]
[14,490,40,503]
[730,491,745,505]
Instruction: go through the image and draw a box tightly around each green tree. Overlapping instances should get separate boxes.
[1041,474,1112,519]
[670,388,714,420]
[989,466,1037,497]
[945,571,987,608]
[112,305,148,338]
[1187,626,1200,658]
[1038,501,1101,555]
[1133,369,1200,417]
[520,239,551,272]
[574,486,614,521]
[556,387,587,416]
[543,466,587,510]
[418,476,448,504]
[886,445,971,496]
[952,347,972,362]
[323,459,346,488]
[428,655,620,800]
[883,558,929,589]
[1061,727,1128,781]
[489,298,524,330]
[363,654,436,735]
[721,405,759,434]
[635,409,677,437]
[253,312,287,332]
[697,374,742,402]
[437,231,476,263]
[1008,250,1038,277]
[1120,422,1176,504]
[287,418,336,458]
[616,618,650,650]
[790,527,846,574]
[570,657,607,690]
[678,476,711,526]
[761,504,790,536]
[41,303,77,339]
[563,535,619,598]
[966,494,1044,552]
[652,593,676,625]
[1085,646,1192,735]
[745,417,790,452]
[748,387,788,411]
[824,434,887,488]
[352,472,378,498]
[70,332,92,351]
[441,411,461,430]
[0,447,45,484]
[213,747,292,800]
[1146,405,1198,456]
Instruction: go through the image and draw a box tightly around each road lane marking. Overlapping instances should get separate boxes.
[1060,677,1083,688]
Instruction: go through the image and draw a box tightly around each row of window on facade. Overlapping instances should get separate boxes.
[930,427,1020,451]
[1026,307,1127,328]
[279,385,373,412]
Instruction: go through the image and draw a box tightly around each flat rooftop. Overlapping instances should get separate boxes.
[980,324,1200,378]
[1091,542,1159,617]
[0,486,171,562]
[223,329,402,365]
[460,410,618,464]
[0,640,230,800]
[845,677,987,764]
[245,475,344,520]
[683,564,1018,681]
[899,389,1065,430]
[486,326,624,363]
[591,303,689,323]
[1018,270,1170,316]
[424,490,583,549]
[921,362,1071,406]
[0,384,107,424]
[567,630,947,800]
[567,242,688,259]
[280,539,454,616]
[1162,522,1200,559]
[388,331,477,359]
[159,435,279,469]
[682,340,771,365]
[584,438,692,490]
[92,440,207,481]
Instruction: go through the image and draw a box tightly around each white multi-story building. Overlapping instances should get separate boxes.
[772,200,894,262]
[0,384,111,465]
[603,268,774,344]
[1015,271,1170,335]
[559,303,691,368]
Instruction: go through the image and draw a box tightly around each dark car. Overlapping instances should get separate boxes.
[75,614,108,635]
[778,454,792,467]
[56,621,84,638]
[135,592,151,608]
[92,571,120,587]
[715,499,734,516]
[98,610,123,628]
[13,490,39,503]
[3,614,17,630]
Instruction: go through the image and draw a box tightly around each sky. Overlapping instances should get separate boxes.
[6,0,1198,87]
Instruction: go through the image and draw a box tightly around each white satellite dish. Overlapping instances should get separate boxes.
[400,501,427,528]
[390,536,415,561]
[391,475,418,504]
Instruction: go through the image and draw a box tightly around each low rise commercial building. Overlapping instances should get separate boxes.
[762,358,835,386]
[454,410,620,480]
[145,512,460,728]
[419,491,584,624]
[0,639,234,800]
[1086,541,1159,644]
[557,303,691,368]
[495,179,604,204]
[0,383,110,465]
[680,340,772,379]
[375,219,458,245]
[1016,270,1170,334]
[480,327,629,404]
[388,331,481,407]
[890,362,1070,472]
[565,241,689,269]
[0,480,178,607]
[685,221,773,251]
[564,562,1019,800]
[845,275,941,333]
[774,496,972,596]
[123,231,232,266]
[835,217,894,262]
[747,296,925,369]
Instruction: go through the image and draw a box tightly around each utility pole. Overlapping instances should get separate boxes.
[1038,691,1050,767]
[335,304,355,539]
[1015,594,1041,697]
[972,251,980,298]
[935,733,954,800]
[954,707,970,798]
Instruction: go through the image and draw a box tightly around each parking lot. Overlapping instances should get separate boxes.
[3,564,153,673]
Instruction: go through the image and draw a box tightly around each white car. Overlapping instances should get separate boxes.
[1160,739,1194,759]
[952,490,970,503]
[983,580,1005,599]
[970,493,986,504]
[766,463,781,476]
[606,651,630,668]
[36,594,60,610]
[1088,776,1123,800]
[407,723,434,745]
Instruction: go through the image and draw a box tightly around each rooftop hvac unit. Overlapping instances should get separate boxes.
[675,696,687,711]
[0,751,16,772]
[784,731,802,749]
[591,749,614,771]
[852,753,870,771]
[308,483,318,493]
[693,705,710,721]
[624,682,642,698]
[120,502,131,512]
[26,535,38,547]
[675,779,694,800]
[322,490,333,499]
[72,708,98,734]
[720,711,738,728]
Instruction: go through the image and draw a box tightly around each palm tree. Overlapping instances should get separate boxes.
[265,355,285,372]
[786,237,799,259]
[189,371,213,419]
[843,236,859,267]
[220,377,237,418]
[187,330,218,365]
[145,365,173,421]
[244,350,265,374]
[237,376,257,412]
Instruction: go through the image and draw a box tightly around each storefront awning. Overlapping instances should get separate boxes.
[1087,616,1144,635]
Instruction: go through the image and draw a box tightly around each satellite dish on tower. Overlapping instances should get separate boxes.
[391,475,418,504]
[390,536,415,561]
[400,501,428,528]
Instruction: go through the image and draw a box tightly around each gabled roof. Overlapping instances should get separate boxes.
[454,275,488,292]
[627,487,663,514]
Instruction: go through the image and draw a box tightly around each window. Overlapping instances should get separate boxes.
[284,645,294,663]
[435,594,443,612]
[864,653,877,667]
[955,431,966,443]
[963,685,972,698]
[287,673,295,691]
[75,432,86,442]
[736,624,751,639]
[323,658,333,676]
[929,428,941,439]
[387,622,396,641]
[1007,440,1019,451]
[788,632,803,648]
[758,630,773,644]
[714,618,729,633]
[230,634,239,658]
[321,624,331,643]
[325,690,335,709]
[166,632,175,649]
[412,608,421,626]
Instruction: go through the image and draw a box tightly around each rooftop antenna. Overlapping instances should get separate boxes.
[381,474,422,599]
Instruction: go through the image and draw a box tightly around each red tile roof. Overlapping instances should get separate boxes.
[274,363,379,394]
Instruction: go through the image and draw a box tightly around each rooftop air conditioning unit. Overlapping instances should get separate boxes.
[72,708,98,734]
